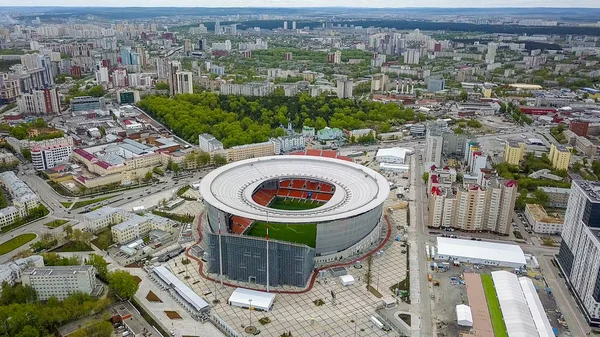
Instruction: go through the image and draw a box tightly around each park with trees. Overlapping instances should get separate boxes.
[137,92,415,147]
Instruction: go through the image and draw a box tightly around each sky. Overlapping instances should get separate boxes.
[6,0,600,8]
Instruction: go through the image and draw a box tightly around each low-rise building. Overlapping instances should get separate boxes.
[0,171,40,229]
[524,203,563,234]
[376,147,413,164]
[21,265,98,300]
[539,187,570,208]
[83,206,177,243]
[576,136,599,157]
[317,127,343,141]
[226,140,278,162]
[302,126,315,138]
[70,96,105,112]
[31,143,73,171]
[276,135,305,153]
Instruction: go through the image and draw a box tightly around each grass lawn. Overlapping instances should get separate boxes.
[51,241,92,252]
[246,221,316,247]
[0,233,36,255]
[71,196,115,209]
[481,274,509,337]
[44,219,69,228]
[268,197,324,211]
[60,201,72,208]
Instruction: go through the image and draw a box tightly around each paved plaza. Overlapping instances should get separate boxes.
[158,189,410,337]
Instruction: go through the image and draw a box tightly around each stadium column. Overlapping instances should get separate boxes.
[218,213,223,286]
[266,211,270,292]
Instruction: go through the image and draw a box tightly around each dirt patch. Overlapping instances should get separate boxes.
[146,291,162,303]
[164,310,182,319]
[133,276,142,284]
[125,262,143,268]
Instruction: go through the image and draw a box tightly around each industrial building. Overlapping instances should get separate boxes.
[435,237,527,268]
[375,147,413,164]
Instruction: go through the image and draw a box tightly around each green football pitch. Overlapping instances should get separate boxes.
[268,196,324,210]
[481,274,508,337]
[245,221,317,248]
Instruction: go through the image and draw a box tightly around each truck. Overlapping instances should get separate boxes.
[370,316,384,329]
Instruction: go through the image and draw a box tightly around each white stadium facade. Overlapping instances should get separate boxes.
[199,155,390,287]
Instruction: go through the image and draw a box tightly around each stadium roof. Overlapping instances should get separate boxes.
[200,155,389,223]
[491,271,538,337]
[436,237,527,267]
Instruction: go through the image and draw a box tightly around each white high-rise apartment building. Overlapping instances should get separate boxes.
[557,181,600,326]
[199,133,224,153]
[283,21,288,30]
[486,42,498,64]
[425,131,443,167]
[167,60,181,97]
[292,21,296,30]
[21,265,97,300]
[17,88,61,114]
[334,51,342,65]
[336,79,353,99]
[404,49,420,65]
[95,67,109,83]
[175,71,193,94]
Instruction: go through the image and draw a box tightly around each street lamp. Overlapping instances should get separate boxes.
[248,299,253,327]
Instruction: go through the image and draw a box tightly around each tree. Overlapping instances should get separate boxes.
[86,254,109,280]
[108,270,139,299]
[98,126,106,137]
[64,224,73,239]
[213,154,227,166]
[0,282,37,305]
[196,152,211,167]
[155,82,169,90]
[21,148,31,161]
[458,90,468,102]
[81,231,93,244]
[422,172,429,183]
[144,171,153,182]
[15,325,39,337]
[86,85,105,97]
[171,162,181,174]
[72,229,83,242]
[70,321,113,337]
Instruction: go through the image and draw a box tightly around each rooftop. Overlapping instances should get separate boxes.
[436,237,527,266]
[525,204,563,224]
[23,265,94,276]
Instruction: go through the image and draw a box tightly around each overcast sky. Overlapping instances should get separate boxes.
[7,0,600,8]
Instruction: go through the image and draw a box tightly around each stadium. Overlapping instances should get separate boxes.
[199,154,390,287]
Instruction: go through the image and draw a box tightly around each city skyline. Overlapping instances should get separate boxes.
[5,1,600,8]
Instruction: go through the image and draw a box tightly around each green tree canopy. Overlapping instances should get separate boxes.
[107,270,139,299]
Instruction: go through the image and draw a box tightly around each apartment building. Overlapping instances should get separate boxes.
[21,265,97,300]
[0,73,21,104]
[428,173,517,235]
[17,88,61,114]
[504,141,526,165]
[175,71,193,94]
[539,187,571,208]
[549,144,572,171]
[424,127,443,167]
[220,82,274,96]
[557,181,600,327]
[167,60,181,97]
[336,79,353,99]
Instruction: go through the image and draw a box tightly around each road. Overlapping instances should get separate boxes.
[0,168,210,263]
[408,144,433,337]
[539,255,591,337]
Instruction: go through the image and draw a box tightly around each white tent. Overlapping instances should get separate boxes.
[340,275,356,286]
[456,304,473,327]
[228,288,276,311]
[340,274,355,286]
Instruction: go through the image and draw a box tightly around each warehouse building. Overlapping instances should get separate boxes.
[435,237,527,268]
